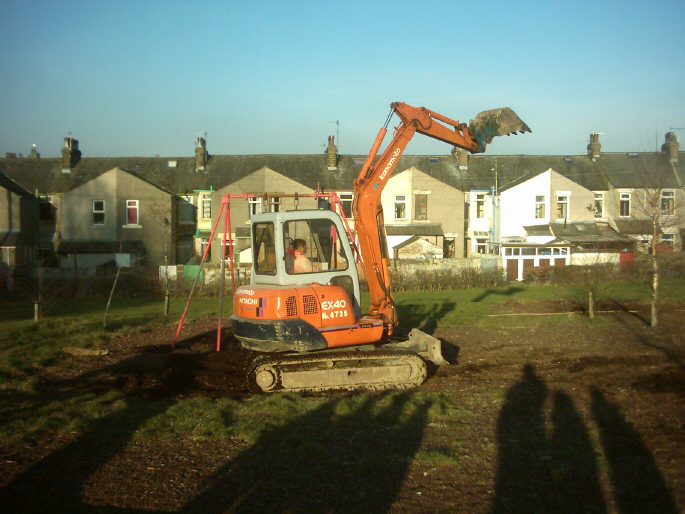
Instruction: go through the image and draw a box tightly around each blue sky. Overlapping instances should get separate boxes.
[1,0,684,158]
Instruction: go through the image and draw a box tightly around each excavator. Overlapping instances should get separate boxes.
[230,102,530,392]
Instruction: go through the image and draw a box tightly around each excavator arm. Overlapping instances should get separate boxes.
[353,102,530,332]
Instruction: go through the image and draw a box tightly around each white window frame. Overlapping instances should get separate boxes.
[620,192,631,217]
[535,195,545,219]
[594,192,604,219]
[556,194,569,220]
[125,199,140,226]
[661,232,675,246]
[661,190,675,215]
[248,196,262,219]
[475,194,486,219]
[338,193,353,218]
[93,200,105,225]
[269,196,281,213]
[394,194,407,220]
[201,193,212,220]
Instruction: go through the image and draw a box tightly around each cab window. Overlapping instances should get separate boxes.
[253,222,276,274]
[283,219,349,274]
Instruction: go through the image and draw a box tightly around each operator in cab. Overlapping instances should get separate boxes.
[286,238,312,273]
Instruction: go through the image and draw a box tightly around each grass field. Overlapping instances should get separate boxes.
[0,281,683,512]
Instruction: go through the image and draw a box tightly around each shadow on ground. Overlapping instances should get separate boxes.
[492,365,678,514]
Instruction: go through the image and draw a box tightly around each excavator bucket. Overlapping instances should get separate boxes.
[468,107,531,153]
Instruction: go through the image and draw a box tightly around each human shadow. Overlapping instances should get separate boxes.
[492,365,607,513]
[180,392,432,514]
[591,387,678,514]
[550,391,607,514]
[492,364,554,513]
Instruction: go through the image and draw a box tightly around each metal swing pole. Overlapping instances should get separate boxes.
[172,197,226,347]
[217,195,230,351]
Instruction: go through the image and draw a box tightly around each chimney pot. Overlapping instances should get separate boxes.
[587,133,601,159]
[661,131,679,162]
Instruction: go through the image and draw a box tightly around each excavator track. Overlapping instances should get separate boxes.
[247,350,427,393]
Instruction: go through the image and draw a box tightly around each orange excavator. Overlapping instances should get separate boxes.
[230,102,530,392]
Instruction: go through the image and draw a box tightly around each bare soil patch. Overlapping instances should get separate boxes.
[1,303,684,513]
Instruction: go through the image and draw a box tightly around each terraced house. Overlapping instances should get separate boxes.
[0,132,683,282]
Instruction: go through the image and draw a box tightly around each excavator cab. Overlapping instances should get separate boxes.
[248,209,362,318]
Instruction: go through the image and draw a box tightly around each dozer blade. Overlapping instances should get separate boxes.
[468,107,531,153]
[387,328,449,366]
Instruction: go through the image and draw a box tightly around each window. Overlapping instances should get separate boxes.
[620,192,631,217]
[93,200,105,225]
[339,193,353,218]
[200,238,210,260]
[535,195,545,219]
[556,195,568,219]
[394,195,407,219]
[179,195,194,223]
[269,197,281,213]
[661,233,675,246]
[594,192,604,218]
[476,239,487,254]
[253,222,275,274]
[475,194,486,218]
[661,190,675,214]
[283,219,349,275]
[201,193,211,219]
[126,200,139,225]
[415,194,428,220]
[248,196,262,218]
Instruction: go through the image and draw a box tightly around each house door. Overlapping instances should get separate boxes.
[506,259,519,281]
[522,259,535,279]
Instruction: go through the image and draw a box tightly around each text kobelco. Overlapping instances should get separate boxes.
[379,148,401,180]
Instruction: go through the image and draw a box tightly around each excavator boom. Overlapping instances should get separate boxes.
[354,102,530,330]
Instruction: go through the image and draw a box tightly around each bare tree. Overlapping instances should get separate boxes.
[614,143,684,327]
[568,253,621,318]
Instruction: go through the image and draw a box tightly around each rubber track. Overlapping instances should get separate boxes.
[247,350,427,393]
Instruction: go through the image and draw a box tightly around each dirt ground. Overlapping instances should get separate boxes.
[1,300,684,513]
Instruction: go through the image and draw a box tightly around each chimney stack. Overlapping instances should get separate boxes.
[661,132,679,162]
[326,135,338,169]
[195,136,208,171]
[61,137,80,172]
[587,133,601,160]
[29,144,40,159]
[452,147,469,169]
